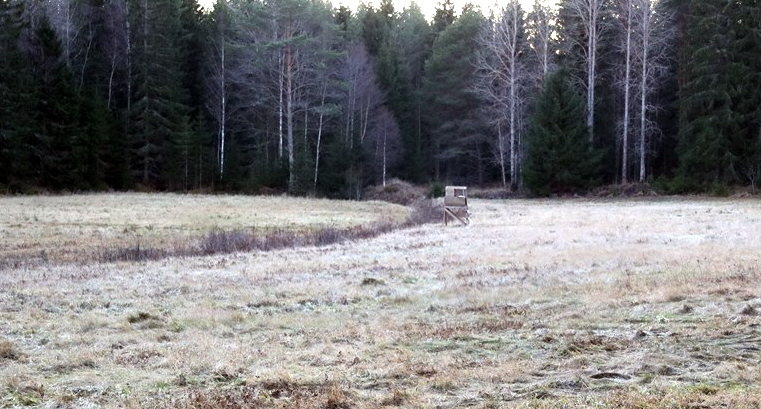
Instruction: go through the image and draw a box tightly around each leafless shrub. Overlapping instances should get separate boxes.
[364,179,426,205]
[258,229,300,251]
[314,228,343,246]
[200,228,257,255]
[406,199,442,225]
[101,242,169,263]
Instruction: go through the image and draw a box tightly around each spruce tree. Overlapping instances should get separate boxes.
[128,0,191,188]
[0,0,31,190]
[676,0,761,191]
[27,16,83,189]
[524,68,604,196]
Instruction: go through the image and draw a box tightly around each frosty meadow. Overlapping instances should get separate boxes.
[1,193,761,408]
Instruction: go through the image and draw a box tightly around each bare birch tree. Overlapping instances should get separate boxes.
[526,0,555,84]
[474,0,527,190]
[339,42,384,149]
[366,106,402,187]
[101,0,129,110]
[204,0,229,180]
[613,0,673,183]
[618,0,634,183]
[562,0,608,143]
[45,0,100,92]
[632,0,672,182]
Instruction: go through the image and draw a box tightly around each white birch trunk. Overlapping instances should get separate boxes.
[285,43,295,190]
[508,1,518,191]
[621,0,633,184]
[383,127,388,187]
[638,0,650,183]
[586,0,598,143]
[498,123,507,189]
[278,52,285,158]
[313,86,327,192]
[567,0,605,143]
[219,33,226,179]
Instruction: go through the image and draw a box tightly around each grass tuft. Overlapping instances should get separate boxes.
[4,377,45,406]
[740,304,758,316]
[381,388,412,406]
[127,312,159,324]
[324,382,353,409]
[0,337,21,361]
[361,277,385,286]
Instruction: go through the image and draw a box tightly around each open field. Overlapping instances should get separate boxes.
[2,194,761,408]
[0,193,411,267]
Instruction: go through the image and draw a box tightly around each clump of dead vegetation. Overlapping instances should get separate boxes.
[589,182,660,197]
[0,337,21,361]
[129,379,356,409]
[524,386,761,408]
[3,376,45,407]
[363,179,425,205]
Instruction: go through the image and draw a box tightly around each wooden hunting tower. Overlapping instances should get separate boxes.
[444,186,469,226]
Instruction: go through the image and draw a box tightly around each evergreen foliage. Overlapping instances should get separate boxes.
[0,0,758,195]
[421,7,489,184]
[676,0,761,191]
[524,69,604,196]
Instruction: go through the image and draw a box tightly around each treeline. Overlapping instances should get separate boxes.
[0,0,759,196]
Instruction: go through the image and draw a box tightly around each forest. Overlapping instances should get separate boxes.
[0,0,759,197]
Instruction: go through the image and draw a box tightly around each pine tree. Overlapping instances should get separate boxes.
[524,69,604,196]
[422,7,489,184]
[432,0,456,35]
[397,3,432,182]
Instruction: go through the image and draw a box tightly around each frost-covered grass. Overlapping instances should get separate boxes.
[1,196,761,408]
[0,193,410,267]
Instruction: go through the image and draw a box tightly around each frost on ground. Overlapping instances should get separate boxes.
[1,196,761,408]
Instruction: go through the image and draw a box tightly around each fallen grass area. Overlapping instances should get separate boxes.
[1,196,761,408]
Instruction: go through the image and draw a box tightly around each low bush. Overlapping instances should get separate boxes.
[200,228,257,255]
[407,199,442,225]
[363,179,425,205]
[101,242,168,263]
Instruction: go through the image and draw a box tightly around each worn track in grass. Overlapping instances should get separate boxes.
[2,195,761,408]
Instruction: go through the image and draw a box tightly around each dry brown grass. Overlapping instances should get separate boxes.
[1,195,761,408]
[0,337,20,361]
[0,193,410,267]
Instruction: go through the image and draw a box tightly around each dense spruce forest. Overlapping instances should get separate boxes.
[0,0,759,197]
